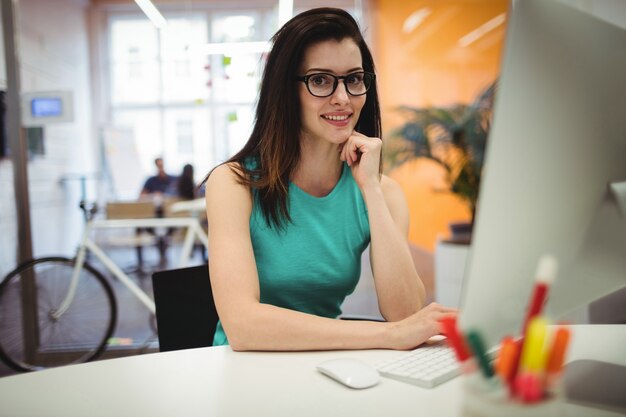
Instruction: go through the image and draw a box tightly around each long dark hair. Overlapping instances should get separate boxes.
[206,7,382,229]
[178,164,195,200]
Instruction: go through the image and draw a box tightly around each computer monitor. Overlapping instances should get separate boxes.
[458,0,626,348]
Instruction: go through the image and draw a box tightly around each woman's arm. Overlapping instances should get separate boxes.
[207,163,449,351]
[365,175,426,320]
[340,132,426,321]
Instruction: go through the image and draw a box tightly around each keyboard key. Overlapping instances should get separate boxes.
[376,343,461,388]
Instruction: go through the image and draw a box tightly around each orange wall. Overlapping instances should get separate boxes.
[371,0,508,251]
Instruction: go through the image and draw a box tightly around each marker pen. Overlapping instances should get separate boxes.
[521,255,558,335]
[509,255,558,392]
[440,316,470,362]
[545,326,571,391]
[495,335,520,395]
[440,316,476,374]
[516,316,548,403]
[466,330,494,379]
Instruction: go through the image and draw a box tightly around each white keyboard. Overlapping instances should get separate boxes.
[377,342,460,388]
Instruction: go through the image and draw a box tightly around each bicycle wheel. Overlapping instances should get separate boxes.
[0,257,117,372]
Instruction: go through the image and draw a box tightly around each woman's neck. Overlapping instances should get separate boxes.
[291,140,344,197]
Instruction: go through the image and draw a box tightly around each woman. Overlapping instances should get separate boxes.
[204,8,456,351]
[177,164,196,200]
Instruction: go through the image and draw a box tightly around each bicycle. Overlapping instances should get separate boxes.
[0,200,208,372]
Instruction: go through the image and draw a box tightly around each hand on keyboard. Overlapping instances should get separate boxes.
[388,303,458,350]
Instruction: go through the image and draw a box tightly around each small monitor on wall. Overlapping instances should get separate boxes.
[21,90,74,126]
[31,97,63,118]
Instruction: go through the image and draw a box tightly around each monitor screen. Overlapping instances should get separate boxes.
[31,97,63,118]
[459,0,626,348]
[21,90,73,126]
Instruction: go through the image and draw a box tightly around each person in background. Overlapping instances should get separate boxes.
[140,157,177,198]
[137,157,176,266]
[177,163,207,261]
[177,164,196,200]
[204,8,456,351]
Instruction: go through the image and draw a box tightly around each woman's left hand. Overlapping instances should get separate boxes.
[338,130,382,189]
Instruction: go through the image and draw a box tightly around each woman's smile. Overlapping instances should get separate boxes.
[321,112,353,127]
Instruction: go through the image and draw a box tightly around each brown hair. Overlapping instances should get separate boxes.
[206,7,382,229]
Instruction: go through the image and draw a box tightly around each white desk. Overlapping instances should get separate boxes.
[89,216,208,268]
[0,325,624,417]
[169,197,206,215]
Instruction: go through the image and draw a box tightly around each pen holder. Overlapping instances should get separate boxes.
[462,374,564,417]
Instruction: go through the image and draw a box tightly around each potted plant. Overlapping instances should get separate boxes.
[390,81,497,243]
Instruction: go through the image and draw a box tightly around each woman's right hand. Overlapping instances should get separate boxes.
[386,303,458,350]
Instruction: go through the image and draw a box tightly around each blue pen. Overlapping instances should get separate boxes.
[466,330,494,379]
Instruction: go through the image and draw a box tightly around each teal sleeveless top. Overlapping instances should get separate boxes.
[212,163,370,345]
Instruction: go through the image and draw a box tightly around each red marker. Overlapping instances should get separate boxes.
[509,255,558,394]
[521,255,558,335]
[439,316,470,362]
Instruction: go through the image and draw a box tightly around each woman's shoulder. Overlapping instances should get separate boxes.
[205,163,254,225]
[208,162,242,183]
[206,163,252,203]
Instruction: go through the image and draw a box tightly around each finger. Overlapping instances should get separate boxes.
[431,310,456,320]
[350,143,360,163]
[437,313,459,335]
[339,140,349,164]
[435,306,458,314]
[349,131,381,149]
[343,139,353,165]
[426,302,458,313]
[348,139,361,165]
[350,137,379,161]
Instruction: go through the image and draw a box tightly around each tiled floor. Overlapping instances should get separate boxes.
[0,240,207,378]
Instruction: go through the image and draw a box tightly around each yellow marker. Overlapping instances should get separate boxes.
[519,317,548,372]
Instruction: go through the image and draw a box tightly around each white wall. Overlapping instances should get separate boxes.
[0,0,95,276]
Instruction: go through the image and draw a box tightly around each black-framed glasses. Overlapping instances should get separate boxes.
[296,71,375,97]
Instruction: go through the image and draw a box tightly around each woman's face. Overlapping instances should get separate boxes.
[298,38,367,146]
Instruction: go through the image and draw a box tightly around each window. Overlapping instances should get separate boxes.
[102,2,366,187]
[107,9,270,180]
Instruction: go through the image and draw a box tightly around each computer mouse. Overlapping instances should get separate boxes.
[316,358,380,389]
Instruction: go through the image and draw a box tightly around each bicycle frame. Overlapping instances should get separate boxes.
[53,216,209,318]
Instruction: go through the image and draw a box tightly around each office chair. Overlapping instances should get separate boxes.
[151,264,218,352]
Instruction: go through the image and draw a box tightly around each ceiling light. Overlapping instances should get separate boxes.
[458,13,506,48]
[134,0,167,29]
[403,8,432,34]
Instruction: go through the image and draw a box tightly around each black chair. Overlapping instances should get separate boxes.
[151,264,218,352]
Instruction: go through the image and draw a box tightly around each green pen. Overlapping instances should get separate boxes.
[466,330,494,379]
